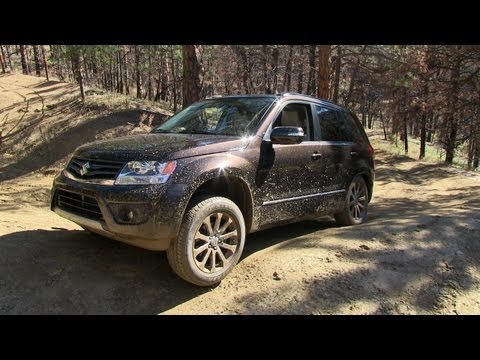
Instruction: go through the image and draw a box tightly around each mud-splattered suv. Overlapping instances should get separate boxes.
[51,93,375,286]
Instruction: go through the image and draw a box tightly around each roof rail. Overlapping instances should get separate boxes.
[276,92,301,96]
[205,95,223,99]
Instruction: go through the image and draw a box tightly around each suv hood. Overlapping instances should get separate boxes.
[74,133,249,162]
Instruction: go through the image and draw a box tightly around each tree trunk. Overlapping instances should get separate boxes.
[117,51,123,93]
[367,98,374,129]
[239,46,250,93]
[306,45,316,95]
[154,51,163,102]
[403,112,409,154]
[89,52,97,86]
[271,46,279,94]
[162,50,170,101]
[135,45,142,98]
[54,46,64,81]
[284,45,293,92]
[297,46,305,93]
[109,58,114,92]
[419,113,427,160]
[19,45,29,74]
[147,46,153,100]
[5,45,13,70]
[361,105,366,128]
[170,46,177,112]
[83,54,90,85]
[122,46,129,95]
[473,141,480,170]
[72,51,85,101]
[231,46,248,93]
[317,45,330,99]
[380,111,388,141]
[262,45,271,94]
[41,46,49,81]
[467,137,474,170]
[332,46,342,103]
[182,45,203,108]
[445,47,461,165]
[25,46,31,74]
[0,46,5,73]
[33,45,42,76]
[234,59,242,93]
[102,72,107,89]
[426,113,434,143]
[469,121,480,170]
[445,120,458,164]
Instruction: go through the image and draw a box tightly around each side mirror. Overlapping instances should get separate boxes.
[270,126,305,145]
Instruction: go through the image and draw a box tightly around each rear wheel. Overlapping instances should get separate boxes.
[335,176,369,226]
[167,196,246,286]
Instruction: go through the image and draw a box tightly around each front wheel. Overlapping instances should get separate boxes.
[167,196,246,286]
[335,176,369,226]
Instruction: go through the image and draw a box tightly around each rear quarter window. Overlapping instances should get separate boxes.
[315,105,352,142]
[344,111,369,145]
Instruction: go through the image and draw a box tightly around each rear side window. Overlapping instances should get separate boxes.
[315,105,352,142]
[344,111,368,145]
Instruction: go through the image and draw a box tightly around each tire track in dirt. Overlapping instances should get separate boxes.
[0,80,45,141]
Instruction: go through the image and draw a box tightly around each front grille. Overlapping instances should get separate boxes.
[67,157,124,180]
[56,189,103,220]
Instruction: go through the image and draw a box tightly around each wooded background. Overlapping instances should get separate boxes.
[1,45,479,169]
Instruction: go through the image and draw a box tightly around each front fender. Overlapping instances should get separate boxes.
[171,151,257,223]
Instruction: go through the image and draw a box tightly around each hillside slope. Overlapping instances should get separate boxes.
[0,73,171,180]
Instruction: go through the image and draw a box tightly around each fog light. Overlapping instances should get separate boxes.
[118,208,135,222]
[108,203,150,225]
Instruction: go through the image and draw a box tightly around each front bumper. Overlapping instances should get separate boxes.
[51,171,188,251]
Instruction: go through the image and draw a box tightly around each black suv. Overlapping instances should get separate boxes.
[51,93,374,286]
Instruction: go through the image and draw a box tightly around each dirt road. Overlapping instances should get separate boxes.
[1,74,479,314]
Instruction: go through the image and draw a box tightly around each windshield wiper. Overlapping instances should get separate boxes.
[177,130,215,135]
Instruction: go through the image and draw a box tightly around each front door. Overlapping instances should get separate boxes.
[256,102,323,225]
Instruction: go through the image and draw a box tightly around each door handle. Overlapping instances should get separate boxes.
[350,151,359,157]
[311,152,322,160]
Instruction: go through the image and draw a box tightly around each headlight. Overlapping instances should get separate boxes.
[114,161,177,185]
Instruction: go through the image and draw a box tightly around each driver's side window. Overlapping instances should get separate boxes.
[273,103,313,141]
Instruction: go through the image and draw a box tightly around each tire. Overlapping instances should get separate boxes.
[167,196,246,286]
[335,176,369,226]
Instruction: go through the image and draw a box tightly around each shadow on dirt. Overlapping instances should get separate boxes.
[0,219,333,314]
[232,181,480,314]
[0,228,207,314]
[33,80,64,88]
[243,218,335,258]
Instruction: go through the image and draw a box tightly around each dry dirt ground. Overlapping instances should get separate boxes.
[1,74,479,314]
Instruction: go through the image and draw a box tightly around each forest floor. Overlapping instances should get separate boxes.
[1,73,479,314]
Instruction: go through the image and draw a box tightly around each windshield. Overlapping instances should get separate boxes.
[152,97,275,136]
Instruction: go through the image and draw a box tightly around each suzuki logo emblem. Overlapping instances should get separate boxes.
[80,162,90,176]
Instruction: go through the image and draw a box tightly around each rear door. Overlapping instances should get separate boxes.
[312,105,355,211]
